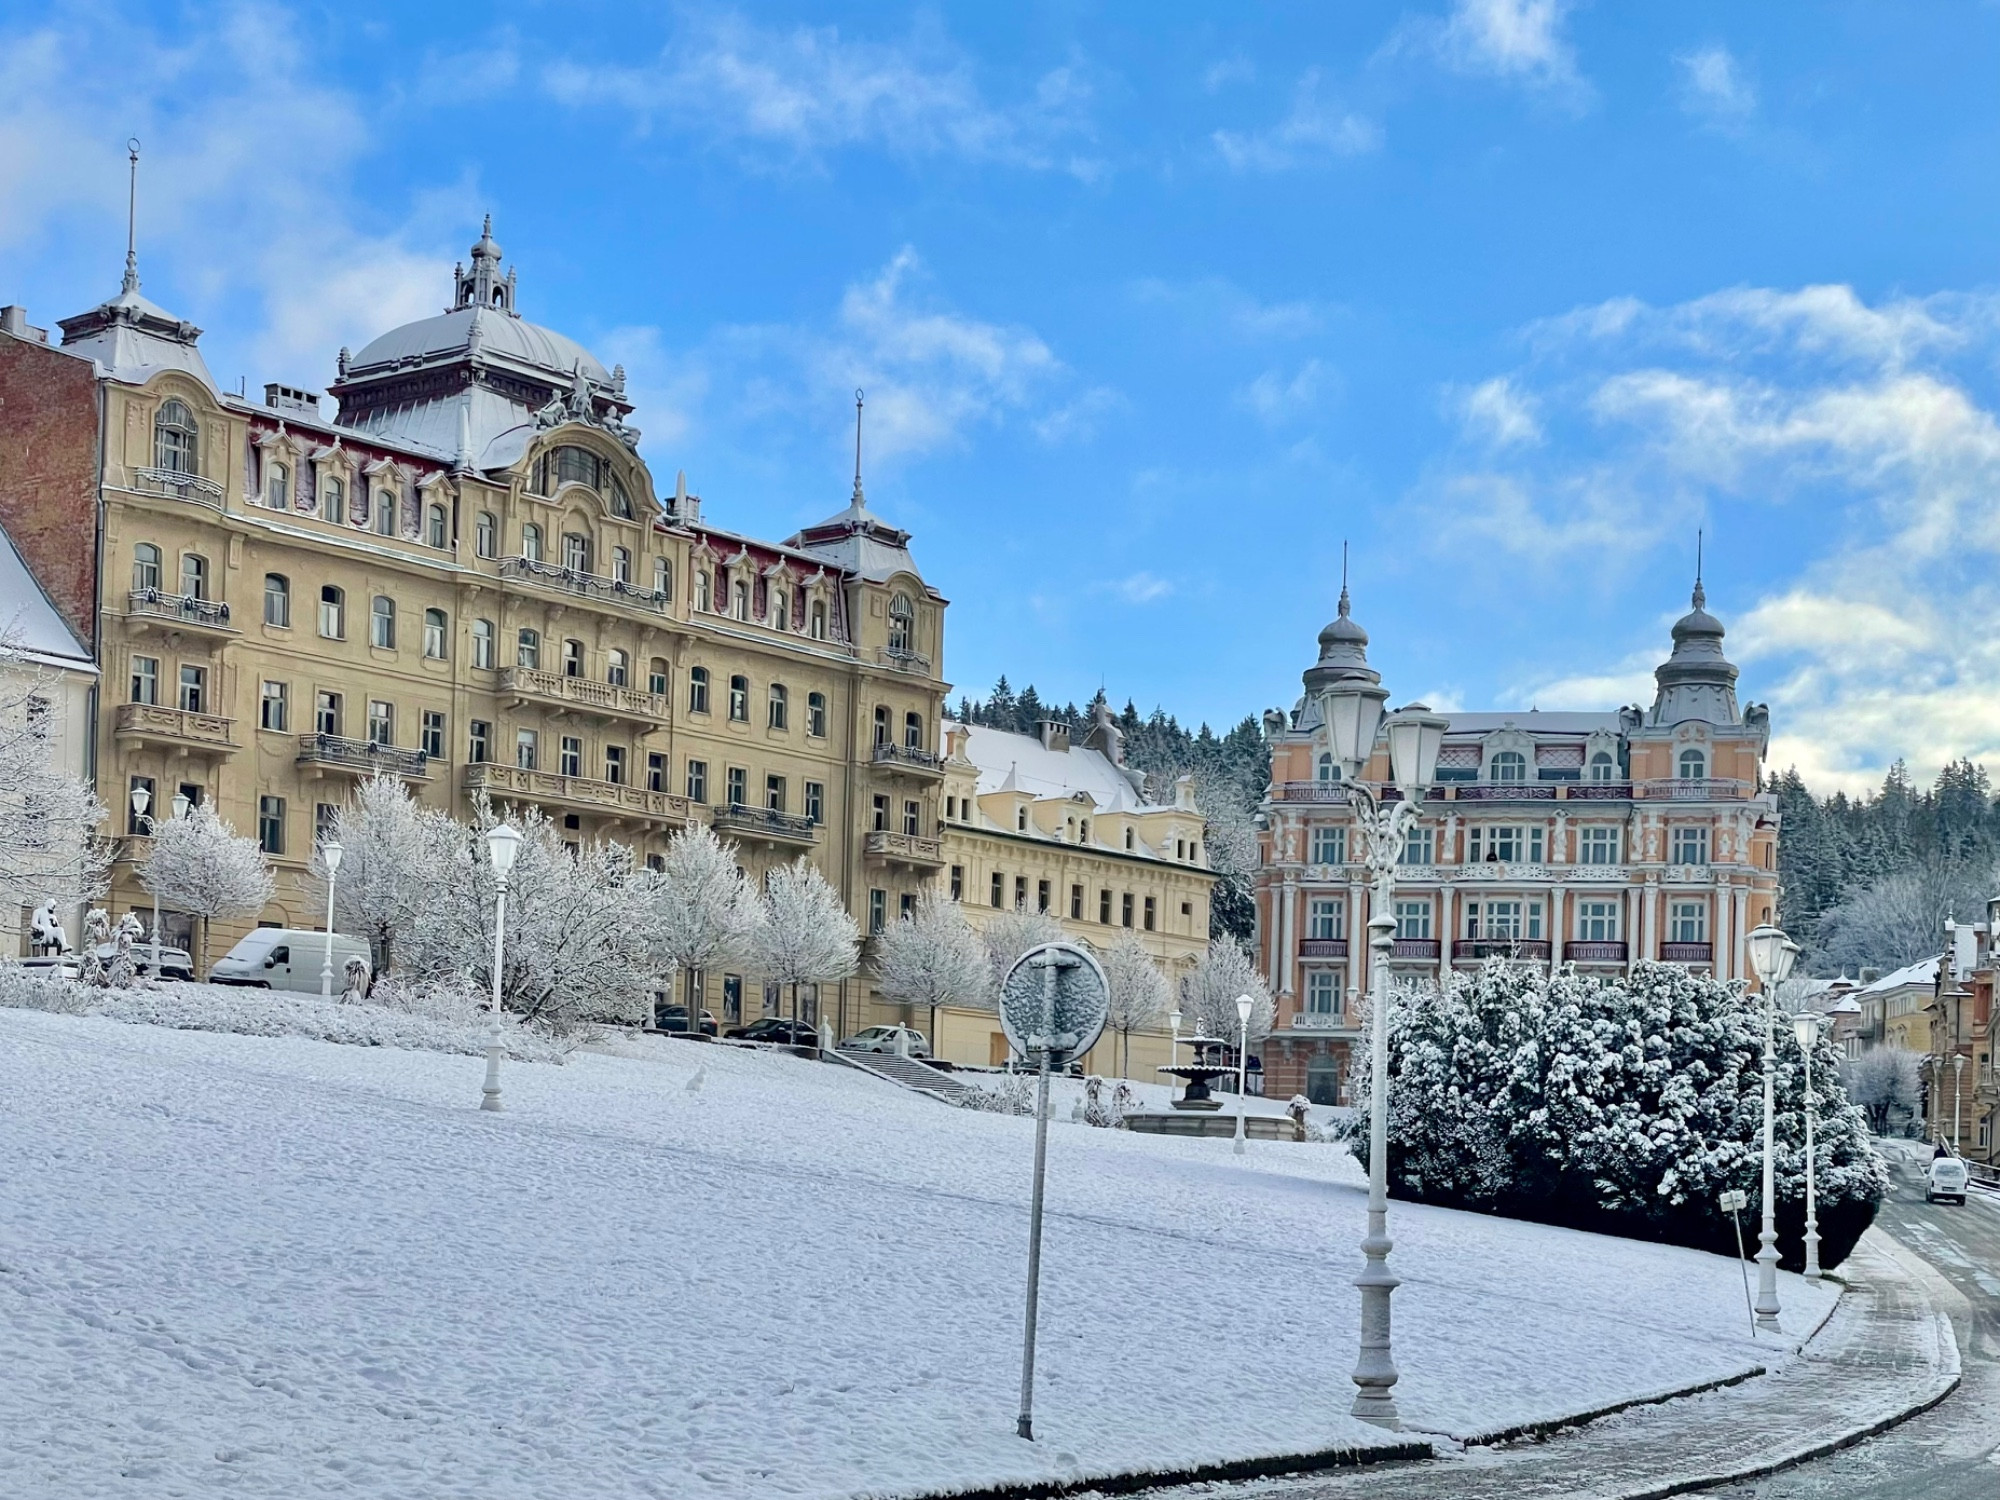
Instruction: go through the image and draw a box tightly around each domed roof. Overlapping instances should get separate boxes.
[347,305,610,386]
[1649,579,1741,726]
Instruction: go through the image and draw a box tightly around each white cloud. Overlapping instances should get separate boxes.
[1392,0,1590,105]
[1108,572,1173,604]
[1675,44,1755,126]
[543,13,1096,174]
[1203,55,1256,93]
[1032,385,1124,444]
[1454,375,1542,445]
[1212,69,1379,172]
[1238,358,1334,425]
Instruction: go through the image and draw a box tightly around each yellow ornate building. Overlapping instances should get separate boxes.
[0,222,951,1036]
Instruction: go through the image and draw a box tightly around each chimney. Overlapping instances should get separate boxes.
[0,305,45,342]
[263,383,322,417]
[1038,719,1070,753]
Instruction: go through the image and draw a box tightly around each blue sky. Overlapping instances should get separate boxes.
[6,2,2000,793]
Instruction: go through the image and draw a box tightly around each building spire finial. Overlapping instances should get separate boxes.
[1338,539,1351,618]
[851,387,865,506]
[122,137,141,295]
[1693,528,1706,610]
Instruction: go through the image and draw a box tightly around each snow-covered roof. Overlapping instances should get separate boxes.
[946,719,1161,816]
[0,522,94,672]
[56,281,217,393]
[347,305,611,387]
[1854,957,1938,996]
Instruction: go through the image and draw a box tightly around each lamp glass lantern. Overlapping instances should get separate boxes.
[322,839,344,875]
[171,791,191,820]
[1791,1010,1821,1053]
[1319,679,1389,778]
[1169,1008,1182,1032]
[1383,705,1448,795]
[486,823,523,877]
[130,784,151,819]
[1746,924,1794,987]
[1235,994,1254,1026]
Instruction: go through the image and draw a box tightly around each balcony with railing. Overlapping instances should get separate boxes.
[1452,938,1552,961]
[1453,781,1558,802]
[1565,781,1634,800]
[297,734,430,780]
[876,646,934,675]
[1272,781,1350,804]
[113,702,237,755]
[712,803,819,846]
[497,666,671,725]
[1288,1010,1354,1032]
[499,555,670,614]
[1564,940,1630,964]
[1391,937,1442,961]
[131,466,225,506]
[1659,941,1714,963]
[1635,778,1754,802]
[464,762,691,824]
[125,589,235,634]
[871,742,944,778]
[1298,937,1349,958]
[863,830,946,867]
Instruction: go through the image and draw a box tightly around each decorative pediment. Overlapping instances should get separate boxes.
[253,422,303,456]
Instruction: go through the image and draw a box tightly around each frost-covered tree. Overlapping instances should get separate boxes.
[1843,1047,1924,1136]
[1807,860,1992,976]
[870,887,989,1042]
[1182,937,1274,1049]
[642,824,755,1024]
[137,803,275,971]
[978,906,1065,1001]
[1356,960,1885,1269]
[744,858,859,1031]
[309,774,453,973]
[1100,930,1169,1076]
[0,637,110,914]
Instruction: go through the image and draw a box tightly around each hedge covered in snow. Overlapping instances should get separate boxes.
[1354,960,1884,1270]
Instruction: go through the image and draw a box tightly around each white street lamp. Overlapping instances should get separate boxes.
[1233,993,1254,1157]
[1745,923,1796,1333]
[1305,595,1446,1430]
[481,823,522,1112]
[319,840,344,1002]
[1791,1009,1825,1283]
[1169,1007,1182,1077]
[129,783,161,976]
[1953,1052,1966,1149]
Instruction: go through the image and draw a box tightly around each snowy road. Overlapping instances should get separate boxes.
[0,1007,1834,1499]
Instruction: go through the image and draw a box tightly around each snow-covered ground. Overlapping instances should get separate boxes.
[1,1007,1836,1500]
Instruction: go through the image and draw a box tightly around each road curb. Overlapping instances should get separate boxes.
[884,1438,1435,1500]
[1447,1364,1768,1449]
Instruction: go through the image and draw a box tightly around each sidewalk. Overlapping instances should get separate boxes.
[1162,1227,1961,1500]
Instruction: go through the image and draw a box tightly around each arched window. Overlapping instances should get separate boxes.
[370,596,396,649]
[1125,828,1135,850]
[611,546,631,584]
[522,523,543,562]
[1589,751,1616,783]
[562,639,584,678]
[606,649,629,687]
[905,710,923,751]
[132,543,162,593]
[374,489,397,537]
[266,459,290,510]
[1678,748,1707,781]
[322,473,346,520]
[554,446,599,490]
[768,683,788,730]
[688,665,710,714]
[517,628,540,669]
[653,556,672,600]
[731,580,749,620]
[647,657,668,695]
[810,599,827,640]
[609,474,633,518]
[770,587,788,630]
[318,585,345,639]
[475,512,496,558]
[808,691,827,738]
[872,704,889,746]
[728,674,749,722]
[1018,807,1029,832]
[180,553,207,600]
[1489,750,1528,783]
[426,504,448,549]
[263,574,290,627]
[471,618,495,669]
[563,532,590,574]
[1317,752,1340,783]
[888,592,913,652]
[153,399,198,473]
[693,568,711,612]
[423,608,448,660]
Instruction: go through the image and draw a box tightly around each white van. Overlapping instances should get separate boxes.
[1926,1155,1969,1206]
[210,929,373,993]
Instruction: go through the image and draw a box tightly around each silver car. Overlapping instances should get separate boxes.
[841,1024,930,1057]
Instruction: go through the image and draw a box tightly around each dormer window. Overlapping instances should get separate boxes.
[1317,752,1339,783]
[693,568,711,612]
[153,399,198,474]
[1678,748,1707,781]
[1018,807,1028,832]
[810,599,827,640]
[1489,750,1528,783]
[888,592,913,653]
[265,459,290,510]
[1589,751,1617,783]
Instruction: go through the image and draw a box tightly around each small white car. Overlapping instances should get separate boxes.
[841,1024,930,1058]
[1926,1155,1969,1206]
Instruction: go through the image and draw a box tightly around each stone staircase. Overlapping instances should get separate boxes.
[832,1047,979,1105]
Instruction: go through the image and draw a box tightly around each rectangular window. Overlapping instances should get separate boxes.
[686,759,708,803]
[178,664,205,713]
[1143,895,1156,931]
[903,799,920,837]
[603,746,625,785]
[807,692,827,738]
[260,680,288,731]
[130,654,159,705]
[765,774,785,812]
[1670,901,1707,943]
[1470,900,1521,939]
[315,802,338,845]
[1099,888,1112,924]
[1070,884,1083,920]
[726,766,747,806]
[1469,825,1543,864]
[1579,826,1620,865]
[1395,899,1431,940]
[421,710,445,760]
[1671,825,1710,866]
[950,864,964,900]
[367,701,393,745]
[1121,892,1135,928]
[516,729,537,770]
[1306,970,1340,1015]
[1309,898,1344,940]
[1015,876,1028,910]
[559,736,582,777]
[990,871,1004,909]
[257,795,284,855]
[648,752,666,793]
[804,781,823,824]
[315,691,341,737]
[1578,900,1619,941]
[1037,879,1051,914]
[468,720,490,764]
[1402,824,1434,866]
[900,892,917,922]
[869,888,886,935]
[871,794,888,832]
[723,973,745,1022]
[1310,825,1346,865]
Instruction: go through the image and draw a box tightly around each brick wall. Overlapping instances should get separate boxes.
[0,332,101,650]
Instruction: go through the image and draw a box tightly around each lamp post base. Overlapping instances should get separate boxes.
[1350,1242,1403,1429]
[1803,1227,1822,1285]
[1753,1239,1781,1332]
[480,1026,504,1112]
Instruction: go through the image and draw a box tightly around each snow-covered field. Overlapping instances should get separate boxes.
[1,1007,1836,1499]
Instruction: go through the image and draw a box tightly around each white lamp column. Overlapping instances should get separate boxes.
[1232,993,1253,1156]
[481,824,522,1112]
[1791,1010,1824,1283]
[319,840,344,1002]
[1745,924,1797,1333]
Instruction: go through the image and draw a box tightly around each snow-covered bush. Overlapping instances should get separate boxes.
[0,965,94,1014]
[0,634,112,914]
[959,1071,1036,1115]
[138,803,276,971]
[1354,960,1884,1270]
[366,971,491,1028]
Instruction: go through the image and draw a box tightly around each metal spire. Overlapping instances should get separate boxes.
[1693,528,1706,610]
[851,388,865,506]
[1339,539,1351,617]
[122,138,141,294]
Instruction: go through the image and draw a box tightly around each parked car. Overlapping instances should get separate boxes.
[209,929,373,992]
[724,1017,822,1046]
[654,1002,718,1036]
[840,1024,930,1057]
[91,942,196,982]
[1926,1155,1969,1205]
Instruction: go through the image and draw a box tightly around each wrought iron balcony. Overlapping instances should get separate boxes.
[1635,778,1753,802]
[113,702,237,755]
[126,589,234,632]
[1272,781,1350,804]
[1288,1011,1353,1031]
[131,466,225,505]
[871,742,944,777]
[1660,941,1714,963]
[1298,937,1349,958]
[1453,782,1557,802]
[297,734,430,779]
[876,646,933,675]
[862,830,946,867]
[1453,938,1552,961]
[711,803,819,845]
[1564,940,1629,964]
[1565,781,1633,801]
[1391,937,1441,961]
[499,555,669,614]
[497,666,671,724]
[464,763,692,825]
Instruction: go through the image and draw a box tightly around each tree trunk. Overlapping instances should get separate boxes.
[197,914,210,978]
[1121,1027,1130,1081]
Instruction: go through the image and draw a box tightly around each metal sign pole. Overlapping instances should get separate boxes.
[1017,957,1057,1441]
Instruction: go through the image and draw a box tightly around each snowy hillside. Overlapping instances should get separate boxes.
[0,1008,1836,1499]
